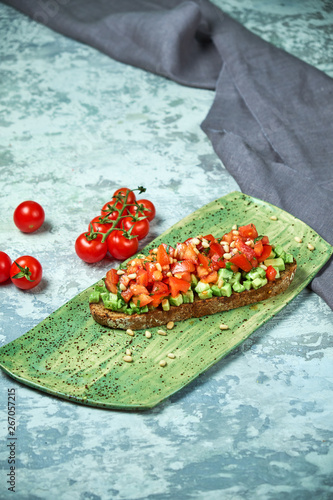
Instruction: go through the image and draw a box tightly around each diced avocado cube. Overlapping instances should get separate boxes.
[243,280,252,290]
[139,305,149,314]
[264,257,285,271]
[169,293,183,307]
[190,274,198,289]
[230,272,241,285]
[162,299,170,311]
[89,291,100,303]
[218,268,234,281]
[274,244,285,257]
[195,281,211,294]
[182,289,194,303]
[233,282,245,293]
[252,277,264,289]
[211,284,222,297]
[246,268,261,280]
[221,282,232,297]
[95,284,107,294]
[273,267,280,279]
[255,267,267,278]
[198,289,213,300]
[284,252,294,264]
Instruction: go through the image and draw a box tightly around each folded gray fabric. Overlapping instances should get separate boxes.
[3,0,333,309]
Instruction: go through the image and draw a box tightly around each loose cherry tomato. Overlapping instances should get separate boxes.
[13,201,45,233]
[113,187,136,205]
[10,256,42,290]
[107,229,139,261]
[0,251,12,283]
[75,232,108,263]
[129,199,156,221]
[120,216,150,240]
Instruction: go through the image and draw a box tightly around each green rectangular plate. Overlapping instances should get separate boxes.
[0,192,332,410]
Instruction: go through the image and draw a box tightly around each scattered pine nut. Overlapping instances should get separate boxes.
[294,236,303,243]
[156,262,162,272]
[119,283,127,291]
[223,252,232,260]
[232,224,237,230]
[145,330,152,338]
[166,321,174,330]
[126,348,132,356]
[191,237,200,245]
[123,355,133,363]
[157,329,167,336]
[232,230,239,235]
[167,353,175,359]
[219,324,229,330]
[117,269,125,275]
[127,273,137,280]
[201,240,210,248]
[270,215,278,221]
[126,329,135,336]
[307,243,315,251]
[159,360,167,367]
[259,264,267,270]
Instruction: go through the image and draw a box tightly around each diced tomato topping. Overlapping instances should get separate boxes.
[151,281,169,295]
[229,252,252,272]
[197,252,210,269]
[150,292,168,308]
[201,270,218,284]
[209,242,224,258]
[258,244,272,262]
[235,239,258,267]
[175,243,187,260]
[261,235,269,245]
[266,265,277,281]
[160,243,175,258]
[132,294,153,307]
[171,260,196,274]
[129,283,150,296]
[222,231,234,244]
[105,268,119,293]
[253,239,263,257]
[168,276,191,297]
[157,244,170,268]
[121,287,134,303]
[210,253,226,270]
[174,271,191,282]
[183,245,198,264]
[203,234,215,243]
[196,265,209,279]
[136,268,148,287]
[238,223,258,240]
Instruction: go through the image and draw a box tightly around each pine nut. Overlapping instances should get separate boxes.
[230,241,236,248]
[232,224,237,230]
[201,240,210,248]
[126,329,134,336]
[166,272,172,277]
[117,269,125,275]
[294,236,303,243]
[307,243,315,251]
[259,264,267,270]
[166,321,174,330]
[119,283,127,291]
[219,324,229,330]
[152,248,158,253]
[270,215,278,220]
[126,348,132,356]
[156,262,162,272]
[145,330,152,338]
[167,353,175,359]
[159,360,167,367]
[127,273,137,280]
[222,244,229,253]
[123,355,133,363]
[191,237,201,245]
[232,230,239,235]
[223,252,232,260]
[157,329,167,336]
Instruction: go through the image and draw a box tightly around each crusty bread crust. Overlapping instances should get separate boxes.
[90,260,297,330]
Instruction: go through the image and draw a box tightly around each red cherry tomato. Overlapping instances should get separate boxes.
[121,216,150,240]
[75,233,108,263]
[101,198,124,224]
[10,256,42,290]
[0,251,12,283]
[13,201,45,233]
[113,188,136,205]
[129,199,156,221]
[107,229,139,261]
[89,216,112,234]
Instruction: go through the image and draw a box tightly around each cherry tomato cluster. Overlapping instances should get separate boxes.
[0,201,44,289]
[75,187,156,263]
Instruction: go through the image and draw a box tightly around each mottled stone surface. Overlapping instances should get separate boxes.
[0,1,332,499]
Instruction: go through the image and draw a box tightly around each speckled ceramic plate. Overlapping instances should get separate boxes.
[0,192,331,410]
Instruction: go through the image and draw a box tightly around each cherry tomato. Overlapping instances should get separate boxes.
[121,216,150,240]
[13,201,45,233]
[10,256,42,290]
[107,229,139,261]
[129,199,156,221]
[101,198,124,224]
[89,216,112,234]
[0,251,12,283]
[75,233,108,263]
[113,187,136,205]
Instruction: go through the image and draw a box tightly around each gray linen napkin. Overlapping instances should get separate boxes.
[3,0,333,309]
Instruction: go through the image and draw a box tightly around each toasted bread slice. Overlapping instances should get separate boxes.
[89,260,297,330]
